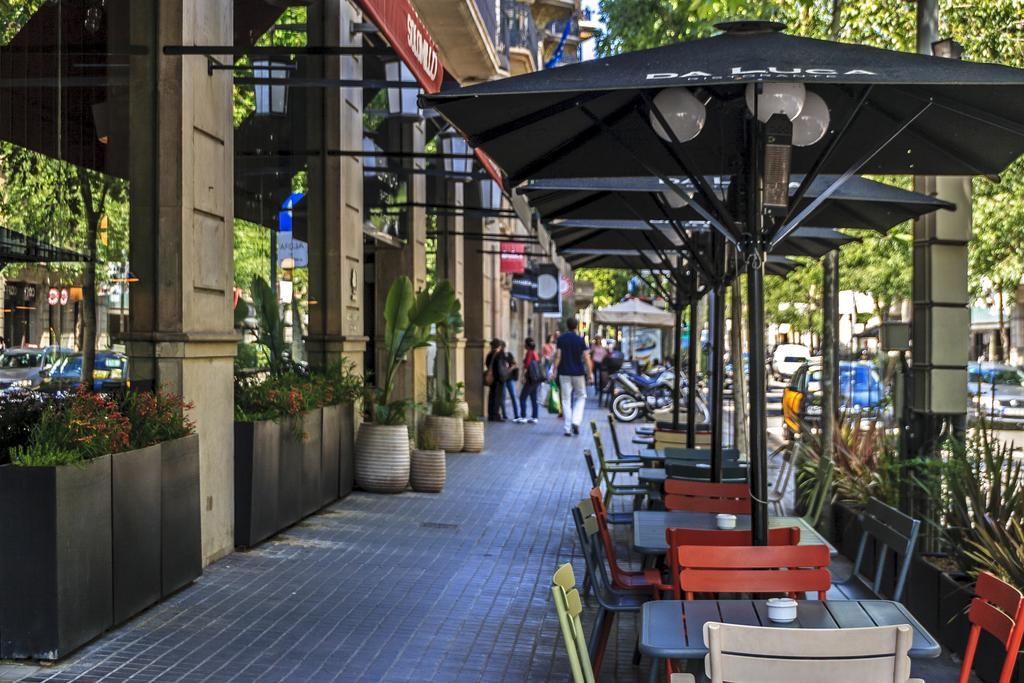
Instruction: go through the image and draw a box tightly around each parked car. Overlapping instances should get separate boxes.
[0,346,73,393]
[771,343,811,381]
[968,362,1024,427]
[39,351,129,394]
[782,360,886,438]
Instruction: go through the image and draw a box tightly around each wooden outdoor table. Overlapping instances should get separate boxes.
[641,599,940,683]
[632,511,836,557]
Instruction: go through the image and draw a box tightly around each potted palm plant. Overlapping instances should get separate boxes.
[355,277,453,493]
[425,292,466,452]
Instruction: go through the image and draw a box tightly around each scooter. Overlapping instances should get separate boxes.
[609,367,675,422]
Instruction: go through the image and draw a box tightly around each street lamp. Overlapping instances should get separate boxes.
[253,60,289,116]
[480,179,504,210]
[440,128,472,176]
[385,61,420,118]
[649,87,705,143]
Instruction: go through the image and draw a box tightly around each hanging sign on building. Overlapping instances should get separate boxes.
[511,270,537,301]
[499,242,526,273]
[358,0,442,93]
[534,264,561,314]
[559,275,574,300]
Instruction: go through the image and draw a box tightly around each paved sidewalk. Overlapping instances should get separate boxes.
[7,400,967,682]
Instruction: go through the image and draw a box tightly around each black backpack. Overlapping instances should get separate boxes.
[527,359,545,384]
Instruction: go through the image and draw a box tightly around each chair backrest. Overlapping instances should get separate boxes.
[851,497,920,602]
[581,449,601,488]
[606,414,633,458]
[666,462,749,482]
[663,479,751,514]
[703,622,914,683]
[551,563,595,683]
[664,526,801,599]
[677,544,832,600]
[588,487,632,586]
[572,501,621,609]
[960,571,1024,683]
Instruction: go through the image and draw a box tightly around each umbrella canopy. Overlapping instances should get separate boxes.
[567,248,799,278]
[593,298,676,327]
[422,21,1024,182]
[520,175,953,229]
[552,221,855,259]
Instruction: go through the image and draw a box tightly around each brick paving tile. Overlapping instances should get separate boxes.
[11,399,968,682]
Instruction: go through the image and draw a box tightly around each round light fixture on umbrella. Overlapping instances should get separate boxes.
[745,82,805,122]
[661,181,693,209]
[792,91,830,147]
[649,88,706,143]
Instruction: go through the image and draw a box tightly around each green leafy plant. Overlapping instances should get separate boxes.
[796,414,901,526]
[966,516,1024,588]
[418,429,439,451]
[322,360,364,407]
[368,277,454,425]
[927,421,1024,576]
[432,287,464,416]
[250,275,287,373]
[12,390,131,466]
[0,390,48,464]
[119,390,195,449]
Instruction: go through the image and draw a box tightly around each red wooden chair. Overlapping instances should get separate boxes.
[588,488,661,595]
[959,571,1024,683]
[676,544,832,600]
[663,479,750,514]
[663,527,801,599]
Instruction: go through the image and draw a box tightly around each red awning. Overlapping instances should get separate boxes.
[355,0,505,188]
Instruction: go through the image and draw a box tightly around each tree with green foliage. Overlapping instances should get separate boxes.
[576,268,632,309]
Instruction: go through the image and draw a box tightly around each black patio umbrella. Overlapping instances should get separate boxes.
[520,175,954,229]
[422,19,1024,543]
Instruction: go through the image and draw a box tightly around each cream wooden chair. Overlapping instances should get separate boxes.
[551,563,595,683]
[669,622,924,683]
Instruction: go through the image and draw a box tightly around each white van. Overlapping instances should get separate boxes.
[771,343,811,381]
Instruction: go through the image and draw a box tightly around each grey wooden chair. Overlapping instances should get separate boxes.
[828,496,920,603]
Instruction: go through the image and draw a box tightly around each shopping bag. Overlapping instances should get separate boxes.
[547,379,561,414]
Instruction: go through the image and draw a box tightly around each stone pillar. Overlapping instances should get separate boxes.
[128,0,237,563]
[439,180,466,389]
[462,182,489,416]
[306,0,367,371]
[375,119,428,414]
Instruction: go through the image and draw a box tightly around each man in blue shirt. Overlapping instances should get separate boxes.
[553,317,593,436]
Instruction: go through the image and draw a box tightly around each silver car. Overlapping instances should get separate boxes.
[968,362,1024,427]
[0,346,73,393]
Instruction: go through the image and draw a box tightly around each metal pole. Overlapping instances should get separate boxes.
[747,256,769,544]
[821,249,840,459]
[710,268,726,481]
[747,109,769,546]
[687,277,700,448]
[671,279,684,430]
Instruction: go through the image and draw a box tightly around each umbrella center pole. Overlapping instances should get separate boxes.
[745,111,770,547]
[686,276,700,448]
[709,237,727,482]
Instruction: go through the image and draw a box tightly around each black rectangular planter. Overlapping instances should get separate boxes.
[0,456,114,660]
[338,403,356,499]
[235,419,281,548]
[321,405,341,507]
[161,434,201,597]
[112,445,162,624]
[278,417,305,529]
[905,553,946,637]
[300,410,323,517]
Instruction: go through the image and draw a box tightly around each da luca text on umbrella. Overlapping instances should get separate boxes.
[646,67,878,82]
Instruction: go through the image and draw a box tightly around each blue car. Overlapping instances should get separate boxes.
[39,351,129,394]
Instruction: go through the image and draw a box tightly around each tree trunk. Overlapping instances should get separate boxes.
[730,282,749,458]
[76,170,104,392]
[997,287,1007,362]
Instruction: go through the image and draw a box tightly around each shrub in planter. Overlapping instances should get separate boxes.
[0,392,129,660]
[356,277,454,493]
[0,390,46,465]
[411,431,446,493]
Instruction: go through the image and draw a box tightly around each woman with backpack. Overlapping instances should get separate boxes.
[515,338,543,424]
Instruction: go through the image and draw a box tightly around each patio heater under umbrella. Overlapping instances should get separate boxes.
[422,19,1024,543]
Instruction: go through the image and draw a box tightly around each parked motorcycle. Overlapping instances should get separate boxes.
[609,366,709,423]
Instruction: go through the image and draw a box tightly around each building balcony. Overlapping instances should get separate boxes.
[410,0,506,84]
[507,2,540,75]
[528,0,576,26]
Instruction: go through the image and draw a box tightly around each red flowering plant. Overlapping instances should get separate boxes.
[233,361,362,423]
[119,390,196,449]
[11,390,131,467]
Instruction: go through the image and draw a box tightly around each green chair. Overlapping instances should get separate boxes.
[581,450,634,524]
[552,563,596,683]
[590,424,645,508]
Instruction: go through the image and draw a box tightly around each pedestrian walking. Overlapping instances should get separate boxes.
[515,338,543,423]
[553,318,593,437]
[502,345,520,421]
[541,333,557,374]
[485,339,507,422]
